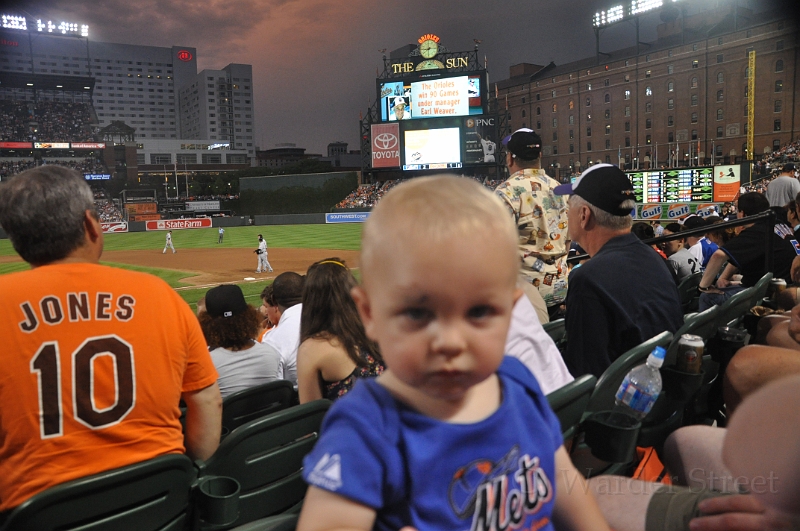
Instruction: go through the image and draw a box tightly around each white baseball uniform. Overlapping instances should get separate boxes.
[256,238,272,273]
[163,232,175,253]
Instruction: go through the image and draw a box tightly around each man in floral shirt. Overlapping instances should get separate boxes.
[496,129,569,316]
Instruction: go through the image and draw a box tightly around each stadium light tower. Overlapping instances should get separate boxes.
[591,0,685,63]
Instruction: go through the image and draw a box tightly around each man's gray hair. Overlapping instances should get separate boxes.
[0,165,96,265]
[570,194,635,231]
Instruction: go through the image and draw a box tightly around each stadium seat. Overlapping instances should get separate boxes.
[222,380,295,434]
[546,374,596,451]
[1,454,194,531]
[195,400,331,530]
[542,318,567,349]
[715,285,756,328]
[748,272,773,309]
[676,272,702,313]
[664,306,720,367]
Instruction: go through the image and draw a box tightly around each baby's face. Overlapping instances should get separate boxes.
[354,230,518,403]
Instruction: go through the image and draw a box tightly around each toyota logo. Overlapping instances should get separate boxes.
[177,50,193,62]
[374,133,398,150]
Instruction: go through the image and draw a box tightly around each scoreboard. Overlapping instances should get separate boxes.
[628,167,714,203]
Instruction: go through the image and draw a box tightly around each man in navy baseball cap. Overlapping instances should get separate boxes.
[555,163,683,378]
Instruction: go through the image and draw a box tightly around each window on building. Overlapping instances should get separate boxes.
[692,60,699,68]
[775,60,784,73]
[646,135,652,144]
[692,130,698,140]
[691,112,698,123]
[537,121,542,129]
[691,77,698,88]
[569,115,575,125]
[202,153,222,164]
[745,67,750,78]
[586,97,591,106]
[605,109,611,119]
[774,119,782,131]
[775,100,783,113]
[604,78,610,86]
[587,113,592,121]
[717,89,724,102]
[604,93,611,103]
[624,106,631,117]
[744,103,749,116]
[605,139,612,150]
[625,74,630,82]
[570,143,575,153]
[569,129,574,139]
[625,121,631,132]
[668,115,674,126]
[716,54,724,64]
[668,81,674,92]
[717,108,724,120]
[568,86,574,94]
[645,70,651,78]
[586,127,592,137]
[624,90,631,100]
[645,118,652,129]
[553,145,559,155]
[587,142,592,151]
[151,153,171,164]
[536,93,541,101]
[717,126,723,138]
[775,80,783,92]
[552,90,557,98]
[715,145,723,157]
[553,131,558,141]
[668,132,675,142]
[691,94,698,106]
[587,83,592,90]
[552,103,557,112]
[668,98,674,109]
[553,118,558,127]
[605,124,611,135]
[717,72,724,83]
[625,137,631,147]
[536,106,541,115]
[645,86,652,96]
[645,102,652,113]
[569,100,574,109]
[773,139,782,151]
[646,54,650,62]
[776,40,784,51]
[522,97,525,104]
[667,64,674,74]
[522,109,527,117]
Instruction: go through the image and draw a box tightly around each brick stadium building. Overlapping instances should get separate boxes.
[495,3,798,178]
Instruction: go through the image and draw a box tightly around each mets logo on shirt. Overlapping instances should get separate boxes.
[448,446,553,530]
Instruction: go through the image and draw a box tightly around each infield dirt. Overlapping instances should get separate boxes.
[0,247,361,287]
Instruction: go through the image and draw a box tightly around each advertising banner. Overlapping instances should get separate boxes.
[325,212,370,223]
[145,218,212,230]
[0,142,33,149]
[101,222,128,233]
[129,214,161,221]
[186,201,221,211]
[71,142,106,149]
[713,165,740,202]
[34,142,70,149]
[371,123,400,168]
[84,174,111,180]
[463,116,498,164]
[634,203,721,220]
[124,203,158,214]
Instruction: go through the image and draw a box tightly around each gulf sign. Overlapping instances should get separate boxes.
[145,218,212,230]
[667,203,691,220]
[371,123,400,168]
[101,222,128,233]
[640,204,663,219]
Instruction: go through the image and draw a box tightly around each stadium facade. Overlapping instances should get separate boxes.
[495,4,798,178]
[0,27,255,160]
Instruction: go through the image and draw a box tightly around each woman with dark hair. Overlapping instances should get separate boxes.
[199,284,282,399]
[297,258,384,403]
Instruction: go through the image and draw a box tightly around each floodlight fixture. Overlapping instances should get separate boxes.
[593,0,682,28]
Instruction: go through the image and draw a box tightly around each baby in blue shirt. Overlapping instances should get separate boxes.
[299,176,609,531]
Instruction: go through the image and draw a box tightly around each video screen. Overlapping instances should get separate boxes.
[379,74,483,122]
[402,127,462,171]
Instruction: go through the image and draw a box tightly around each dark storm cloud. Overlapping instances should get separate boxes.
[5,0,794,153]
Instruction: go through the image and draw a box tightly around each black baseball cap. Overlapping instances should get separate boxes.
[783,163,796,173]
[502,128,542,161]
[554,163,635,216]
[205,284,248,318]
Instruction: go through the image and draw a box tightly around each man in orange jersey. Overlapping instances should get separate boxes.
[0,166,222,520]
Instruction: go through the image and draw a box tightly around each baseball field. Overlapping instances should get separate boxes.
[0,224,363,311]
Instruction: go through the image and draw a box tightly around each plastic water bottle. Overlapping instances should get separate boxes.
[613,346,666,421]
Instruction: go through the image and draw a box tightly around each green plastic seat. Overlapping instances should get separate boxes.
[195,400,331,530]
[229,513,298,531]
[542,318,567,349]
[222,380,295,434]
[665,306,720,367]
[1,454,194,531]
[546,374,596,449]
[716,285,756,328]
[748,272,773,309]
[677,272,703,313]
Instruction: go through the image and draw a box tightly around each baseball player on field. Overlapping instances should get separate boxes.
[254,234,273,273]
[163,230,175,253]
[218,227,225,244]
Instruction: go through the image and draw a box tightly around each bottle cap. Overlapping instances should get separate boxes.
[648,346,666,368]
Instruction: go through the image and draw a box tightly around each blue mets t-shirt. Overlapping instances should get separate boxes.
[302,356,563,531]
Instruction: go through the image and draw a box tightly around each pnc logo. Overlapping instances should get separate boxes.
[374,133,398,150]
[177,50,193,62]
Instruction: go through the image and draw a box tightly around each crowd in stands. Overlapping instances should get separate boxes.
[0,100,95,142]
[0,158,106,180]
[3,141,800,530]
[93,191,124,222]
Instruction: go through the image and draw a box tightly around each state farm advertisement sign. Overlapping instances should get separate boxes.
[101,222,128,233]
[371,123,400,168]
[145,218,212,231]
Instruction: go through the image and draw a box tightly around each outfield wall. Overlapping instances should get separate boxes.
[239,172,358,215]
[254,214,326,225]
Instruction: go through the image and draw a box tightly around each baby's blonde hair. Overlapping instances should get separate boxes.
[362,176,518,281]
